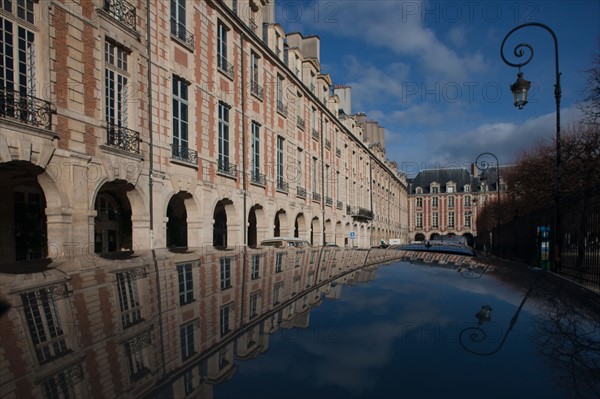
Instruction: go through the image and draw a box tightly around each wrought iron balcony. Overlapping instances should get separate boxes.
[325,138,331,149]
[296,115,305,130]
[347,206,374,220]
[312,128,319,140]
[312,192,321,203]
[170,20,195,48]
[325,196,333,206]
[336,147,341,157]
[0,89,52,130]
[276,100,287,117]
[276,177,289,193]
[297,186,306,198]
[217,160,237,178]
[103,0,137,31]
[106,123,140,153]
[172,145,198,165]
[250,170,266,186]
[217,55,234,79]
[336,200,343,210]
[250,80,263,100]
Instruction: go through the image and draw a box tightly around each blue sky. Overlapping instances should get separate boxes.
[275,0,600,176]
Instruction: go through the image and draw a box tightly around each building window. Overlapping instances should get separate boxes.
[465,212,472,228]
[177,262,194,306]
[0,3,35,98]
[432,196,438,208]
[448,196,455,209]
[105,41,129,141]
[250,51,260,97]
[448,212,455,229]
[220,304,231,337]
[432,212,438,229]
[180,322,195,360]
[249,291,260,319]
[416,212,423,229]
[21,287,69,364]
[312,157,318,194]
[465,195,471,207]
[124,332,151,381]
[275,252,284,273]
[218,102,230,170]
[325,165,330,198]
[447,186,455,193]
[251,121,260,180]
[273,282,283,305]
[276,136,284,187]
[296,148,303,185]
[42,364,83,399]
[217,20,228,69]
[251,254,260,279]
[116,271,143,328]
[416,197,423,208]
[277,74,284,105]
[173,76,189,154]
[431,187,439,194]
[170,0,187,41]
[220,257,232,290]
[465,185,471,192]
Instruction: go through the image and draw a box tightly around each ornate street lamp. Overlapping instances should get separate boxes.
[500,22,562,272]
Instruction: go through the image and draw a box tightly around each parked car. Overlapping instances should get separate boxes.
[259,237,311,248]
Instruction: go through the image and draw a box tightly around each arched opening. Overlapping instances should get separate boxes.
[213,199,233,249]
[311,217,320,246]
[248,205,262,247]
[324,219,332,244]
[167,192,190,248]
[0,162,48,264]
[463,232,475,247]
[415,233,425,242]
[274,209,287,238]
[335,221,342,246]
[294,213,306,239]
[94,180,134,255]
[430,232,440,240]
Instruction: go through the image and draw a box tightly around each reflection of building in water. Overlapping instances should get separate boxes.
[0,248,400,398]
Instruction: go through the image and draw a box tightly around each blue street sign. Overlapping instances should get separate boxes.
[349,231,356,239]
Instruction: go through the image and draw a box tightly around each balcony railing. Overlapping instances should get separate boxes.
[346,206,374,220]
[296,115,305,130]
[312,128,319,140]
[0,89,52,130]
[106,123,140,153]
[250,80,264,100]
[250,170,266,186]
[103,0,137,31]
[276,100,287,117]
[336,147,341,157]
[217,160,237,178]
[325,196,333,206]
[172,145,198,165]
[336,200,343,210]
[312,192,321,203]
[325,138,331,149]
[297,186,306,198]
[170,20,195,48]
[218,55,234,79]
[276,177,289,193]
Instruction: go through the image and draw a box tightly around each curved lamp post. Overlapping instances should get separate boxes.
[500,22,562,272]
[459,282,536,356]
[475,152,500,252]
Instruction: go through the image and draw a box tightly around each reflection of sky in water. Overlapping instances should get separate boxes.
[216,262,571,399]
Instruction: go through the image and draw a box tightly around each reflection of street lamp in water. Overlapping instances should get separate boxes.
[475,305,492,324]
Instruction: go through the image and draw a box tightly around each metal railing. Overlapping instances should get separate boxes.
[347,206,374,220]
[276,100,287,117]
[250,80,263,100]
[218,56,234,79]
[103,0,137,31]
[172,145,198,164]
[325,196,333,206]
[170,20,195,48]
[106,123,140,153]
[312,128,319,140]
[325,138,331,149]
[337,200,343,210]
[276,177,289,193]
[297,115,305,130]
[217,160,237,178]
[312,192,321,203]
[250,170,266,186]
[0,89,53,130]
[297,186,306,198]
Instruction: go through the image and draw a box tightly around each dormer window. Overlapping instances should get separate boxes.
[465,185,471,192]
[415,187,423,194]
[431,187,439,194]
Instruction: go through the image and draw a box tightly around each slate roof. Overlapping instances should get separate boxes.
[408,168,480,194]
